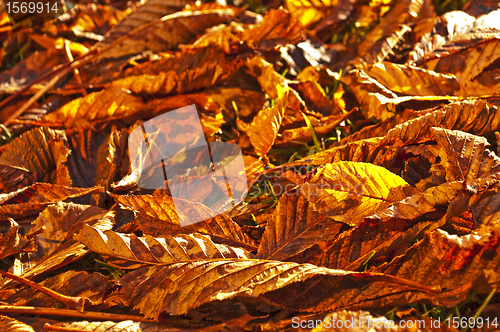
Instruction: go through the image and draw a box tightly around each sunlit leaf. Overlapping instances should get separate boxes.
[21,88,145,129]
[257,187,344,261]
[244,85,289,159]
[284,0,340,29]
[301,161,417,225]
[109,48,243,95]
[0,184,103,220]
[0,219,31,260]
[384,99,500,144]
[356,0,435,62]
[191,8,304,53]
[346,62,496,119]
[14,202,114,279]
[108,259,436,319]
[110,193,256,250]
[0,316,34,332]
[4,270,113,307]
[409,10,500,67]
[0,127,71,192]
[76,225,252,269]
[97,7,243,59]
[370,225,500,307]
[308,181,466,270]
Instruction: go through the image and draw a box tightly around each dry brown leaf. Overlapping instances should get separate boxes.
[110,193,256,250]
[352,24,414,67]
[295,81,337,116]
[0,127,71,192]
[97,7,243,59]
[409,10,500,66]
[303,180,467,270]
[471,183,500,228]
[356,0,436,62]
[20,88,145,129]
[31,202,111,260]
[0,316,34,332]
[316,177,500,272]
[109,48,243,95]
[43,319,222,331]
[4,270,113,308]
[108,259,437,319]
[245,56,288,99]
[244,85,289,159]
[0,184,103,220]
[94,0,186,43]
[428,127,500,184]
[0,50,67,94]
[370,225,500,307]
[384,99,500,145]
[191,8,304,53]
[0,219,31,260]
[93,129,128,205]
[257,187,344,261]
[363,62,492,96]
[12,202,114,280]
[75,225,252,269]
[422,39,500,82]
[346,62,498,120]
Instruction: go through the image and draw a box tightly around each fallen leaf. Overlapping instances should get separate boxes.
[0,184,103,220]
[109,259,437,319]
[97,7,243,59]
[301,161,417,225]
[110,193,256,250]
[257,187,344,261]
[21,88,145,129]
[76,225,252,269]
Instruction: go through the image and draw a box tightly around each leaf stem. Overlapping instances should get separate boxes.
[0,305,152,322]
[0,270,87,312]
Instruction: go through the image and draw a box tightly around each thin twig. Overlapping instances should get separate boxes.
[0,48,96,112]
[0,270,87,312]
[0,305,153,322]
[3,66,73,127]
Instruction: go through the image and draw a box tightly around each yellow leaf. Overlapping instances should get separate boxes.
[301,161,417,225]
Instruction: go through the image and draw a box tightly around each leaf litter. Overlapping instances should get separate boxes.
[0,0,500,330]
